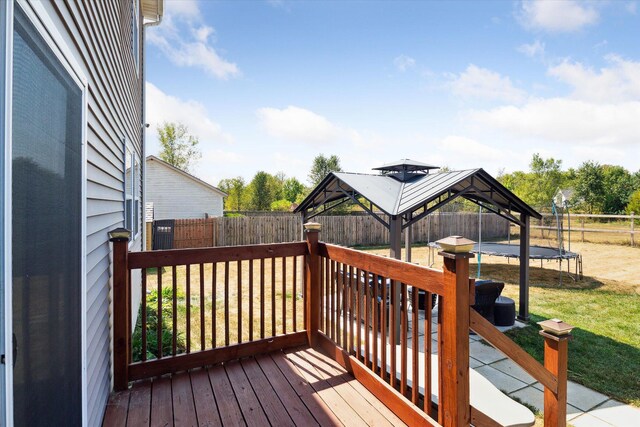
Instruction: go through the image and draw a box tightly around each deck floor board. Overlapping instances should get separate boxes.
[102,347,408,427]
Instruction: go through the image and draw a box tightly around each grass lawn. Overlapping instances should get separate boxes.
[363,240,640,407]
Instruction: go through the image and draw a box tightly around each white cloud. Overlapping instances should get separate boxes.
[548,56,640,103]
[518,0,599,32]
[449,65,526,103]
[257,106,345,143]
[627,2,637,15]
[147,2,239,79]
[145,82,233,147]
[469,98,640,147]
[439,136,505,161]
[394,55,416,72]
[165,0,200,19]
[518,40,545,58]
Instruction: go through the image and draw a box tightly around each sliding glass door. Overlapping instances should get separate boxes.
[11,6,82,426]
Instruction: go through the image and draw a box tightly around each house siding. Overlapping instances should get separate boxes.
[34,1,144,425]
[146,159,225,220]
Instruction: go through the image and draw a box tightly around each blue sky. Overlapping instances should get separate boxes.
[145,0,640,187]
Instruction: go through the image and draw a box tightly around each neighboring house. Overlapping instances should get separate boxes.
[0,1,162,426]
[146,155,227,220]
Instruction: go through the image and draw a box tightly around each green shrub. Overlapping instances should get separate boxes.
[132,287,186,361]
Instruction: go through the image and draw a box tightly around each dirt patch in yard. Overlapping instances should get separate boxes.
[362,239,640,292]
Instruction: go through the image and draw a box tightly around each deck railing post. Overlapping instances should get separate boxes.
[109,228,131,391]
[438,236,473,427]
[540,320,573,427]
[304,222,321,348]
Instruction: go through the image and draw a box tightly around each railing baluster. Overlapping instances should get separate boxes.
[325,258,330,334]
[282,256,287,335]
[364,269,370,367]
[342,266,348,348]
[211,263,216,349]
[390,279,397,389]
[348,265,354,355]
[186,264,191,353]
[300,256,308,329]
[356,268,362,362]
[172,266,177,355]
[411,286,419,405]
[200,263,205,351]
[335,262,341,347]
[424,292,432,415]
[260,258,265,339]
[157,267,163,359]
[330,260,336,342]
[237,260,242,344]
[401,282,408,397]
[249,259,254,341]
[292,256,297,332]
[271,257,276,336]
[381,275,387,381]
[372,274,379,373]
[141,269,147,362]
[224,261,229,347]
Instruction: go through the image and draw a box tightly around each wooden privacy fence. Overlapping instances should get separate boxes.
[159,213,509,249]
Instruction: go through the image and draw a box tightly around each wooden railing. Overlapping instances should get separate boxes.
[110,223,572,427]
[111,238,308,386]
[470,311,572,425]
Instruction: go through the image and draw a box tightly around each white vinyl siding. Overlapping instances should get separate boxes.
[146,158,224,220]
[36,1,144,425]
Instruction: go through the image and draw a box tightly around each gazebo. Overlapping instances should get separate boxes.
[295,159,541,321]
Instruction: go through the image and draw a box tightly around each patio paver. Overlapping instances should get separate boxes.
[469,340,507,364]
[532,380,610,412]
[587,399,640,427]
[489,358,537,385]
[474,365,529,394]
[508,385,583,421]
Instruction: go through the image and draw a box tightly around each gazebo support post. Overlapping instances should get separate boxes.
[518,214,530,321]
[404,224,412,262]
[390,216,402,344]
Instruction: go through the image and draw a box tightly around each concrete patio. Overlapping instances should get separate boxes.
[406,307,640,426]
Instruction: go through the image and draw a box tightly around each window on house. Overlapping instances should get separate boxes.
[133,153,141,237]
[124,144,133,232]
[124,143,141,239]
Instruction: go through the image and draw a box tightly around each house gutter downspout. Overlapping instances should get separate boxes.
[141,4,162,249]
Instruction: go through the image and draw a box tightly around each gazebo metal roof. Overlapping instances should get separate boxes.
[295,168,541,228]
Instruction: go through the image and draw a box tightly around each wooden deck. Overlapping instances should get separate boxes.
[102,346,407,427]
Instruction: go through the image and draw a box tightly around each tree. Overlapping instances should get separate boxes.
[282,177,305,203]
[626,190,640,216]
[602,165,634,214]
[308,154,342,187]
[526,154,565,209]
[248,171,273,210]
[218,177,247,211]
[270,199,291,212]
[575,161,605,214]
[157,122,201,172]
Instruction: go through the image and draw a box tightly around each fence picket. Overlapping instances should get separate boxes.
[165,213,509,249]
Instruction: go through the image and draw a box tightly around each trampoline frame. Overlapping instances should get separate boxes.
[428,241,583,282]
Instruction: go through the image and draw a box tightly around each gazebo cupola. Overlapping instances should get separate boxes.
[372,159,440,182]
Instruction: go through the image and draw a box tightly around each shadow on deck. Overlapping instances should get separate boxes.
[103,346,406,427]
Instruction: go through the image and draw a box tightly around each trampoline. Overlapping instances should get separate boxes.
[473,242,583,282]
[428,242,583,281]
[472,243,580,260]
